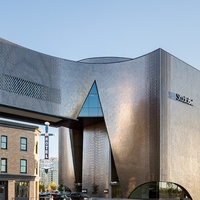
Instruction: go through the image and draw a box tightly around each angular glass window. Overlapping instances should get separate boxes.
[1,158,7,173]
[79,82,103,117]
[20,137,27,151]
[1,136,7,149]
[20,159,27,173]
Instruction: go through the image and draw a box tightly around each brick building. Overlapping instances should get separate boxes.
[0,120,40,200]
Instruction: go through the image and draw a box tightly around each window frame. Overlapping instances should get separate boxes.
[20,159,27,173]
[1,158,7,173]
[1,135,7,149]
[15,181,29,197]
[20,137,27,151]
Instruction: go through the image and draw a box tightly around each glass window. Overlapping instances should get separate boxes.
[129,181,192,199]
[98,108,103,116]
[79,82,103,117]
[20,137,27,151]
[89,95,99,107]
[90,84,98,94]
[1,136,7,149]
[15,181,29,197]
[89,108,99,116]
[20,159,27,173]
[79,108,88,116]
[1,158,7,173]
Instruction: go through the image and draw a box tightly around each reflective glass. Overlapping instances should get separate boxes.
[20,137,27,151]
[84,98,89,107]
[20,160,27,173]
[89,108,99,116]
[15,182,29,197]
[1,136,7,149]
[1,158,7,173]
[98,108,103,116]
[89,95,99,107]
[129,181,191,199]
[79,82,103,117]
[79,108,89,116]
[1,136,6,142]
[90,84,98,94]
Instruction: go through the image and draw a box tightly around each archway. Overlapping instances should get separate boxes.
[128,181,192,199]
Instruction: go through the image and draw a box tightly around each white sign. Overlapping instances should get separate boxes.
[40,159,53,169]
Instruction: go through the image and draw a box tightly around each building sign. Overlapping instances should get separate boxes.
[40,159,53,169]
[40,122,55,173]
[169,92,194,106]
[40,122,55,160]
[176,93,193,106]
[45,135,49,159]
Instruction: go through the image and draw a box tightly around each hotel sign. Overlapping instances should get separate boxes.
[40,159,53,169]
[40,122,55,160]
[176,93,193,106]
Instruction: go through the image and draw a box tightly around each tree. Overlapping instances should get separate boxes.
[50,182,57,190]
[58,184,71,192]
[39,182,45,192]
[74,182,81,192]
[92,183,99,196]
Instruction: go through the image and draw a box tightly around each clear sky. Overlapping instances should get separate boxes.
[1,0,200,158]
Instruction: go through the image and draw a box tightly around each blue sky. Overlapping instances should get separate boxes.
[1,0,200,158]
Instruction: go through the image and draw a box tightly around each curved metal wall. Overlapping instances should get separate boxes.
[6,39,200,198]
[0,38,161,197]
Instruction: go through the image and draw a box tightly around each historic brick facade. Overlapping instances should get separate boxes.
[0,120,40,200]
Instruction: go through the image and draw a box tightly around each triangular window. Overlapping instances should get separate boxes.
[78,82,103,117]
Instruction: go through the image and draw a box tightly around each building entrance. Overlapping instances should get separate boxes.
[128,181,192,199]
[0,182,6,200]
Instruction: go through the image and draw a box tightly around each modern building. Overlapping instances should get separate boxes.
[0,38,200,199]
[39,157,58,190]
[0,119,40,200]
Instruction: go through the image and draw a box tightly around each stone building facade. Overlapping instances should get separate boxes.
[0,120,40,200]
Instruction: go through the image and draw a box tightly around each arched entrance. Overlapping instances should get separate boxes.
[128,181,192,199]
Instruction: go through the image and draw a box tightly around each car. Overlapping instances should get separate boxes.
[68,192,91,200]
[39,192,51,200]
[51,192,71,200]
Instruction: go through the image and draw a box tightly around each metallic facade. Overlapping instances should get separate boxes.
[0,38,199,199]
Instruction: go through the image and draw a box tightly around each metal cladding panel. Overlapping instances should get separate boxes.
[1,39,163,197]
[58,127,75,189]
[93,50,161,196]
[160,50,171,182]
[82,122,110,197]
[0,39,95,119]
[166,52,200,200]
[0,40,62,115]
